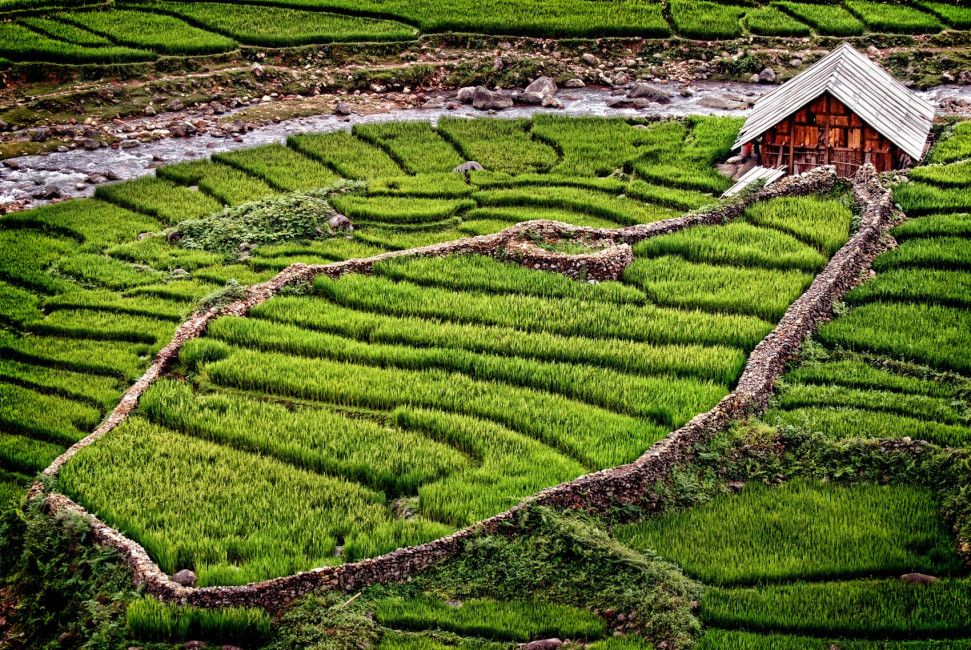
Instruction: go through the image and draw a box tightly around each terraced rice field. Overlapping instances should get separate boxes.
[1,114,970,649]
[0,0,968,64]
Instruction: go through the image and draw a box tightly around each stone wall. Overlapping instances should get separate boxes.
[34,166,869,611]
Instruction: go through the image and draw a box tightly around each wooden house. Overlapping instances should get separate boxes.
[733,44,934,177]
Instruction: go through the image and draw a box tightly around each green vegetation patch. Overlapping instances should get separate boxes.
[775,2,864,36]
[438,117,558,176]
[845,1,943,34]
[58,8,236,55]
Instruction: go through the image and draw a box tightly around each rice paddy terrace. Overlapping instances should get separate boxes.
[2,0,971,66]
[0,114,970,649]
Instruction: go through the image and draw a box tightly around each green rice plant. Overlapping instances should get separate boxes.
[288,131,404,179]
[615,479,963,586]
[892,213,971,240]
[329,195,474,225]
[894,181,971,215]
[0,334,150,380]
[845,1,943,34]
[624,256,812,321]
[462,206,621,229]
[530,115,662,177]
[95,177,222,225]
[469,172,631,194]
[125,598,271,645]
[127,280,217,303]
[0,382,100,445]
[743,196,853,257]
[19,16,113,46]
[394,408,584,526]
[145,1,416,46]
[909,160,971,188]
[367,173,474,198]
[107,236,222,271]
[253,297,748,384]
[205,316,727,428]
[631,119,741,193]
[784,359,954,398]
[0,358,123,411]
[818,302,971,373]
[847,268,971,308]
[0,21,154,64]
[58,9,236,55]
[635,163,733,194]
[373,255,646,304]
[767,407,971,447]
[354,227,464,251]
[0,431,63,474]
[873,236,971,271]
[702,578,971,636]
[456,220,515,236]
[931,121,971,163]
[193,264,276,286]
[745,5,810,36]
[0,282,41,328]
[353,122,465,175]
[668,0,744,39]
[314,274,774,349]
[635,222,827,273]
[31,309,177,347]
[777,383,965,424]
[437,117,558,175]
[698,628,971,650]
[0,198,161,249]
[473,186,680,226]
[625,181,715,212]
[190,343,668,470]
[588,638,655,650]
[0,473,26,508]
[377,632,505,650]
[0,230,77,294]
[60,416,452,585]
[55,253,166,290]
[155,159,276,206]
[373,595,607,642]
[213,144,340,192]
[774,2,864,36]
[141,378,468,496]
[45,290,189,321]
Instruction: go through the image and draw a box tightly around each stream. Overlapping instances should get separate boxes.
[3,81,971,210]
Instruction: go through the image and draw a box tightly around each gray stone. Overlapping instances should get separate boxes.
[960,70,971,84]
[453,161,485,174]
[581,52,599,66]
[789,58,802,67]
[328,214,353,232]
[81,138,100,150]
[749,73,760,84]
[29,128,50,142]
[172,569,197,586]
[564,78,585,88]
[900,573,939,584]
[422,96,445,109]
[251,62,264,77]
[627,83,672,103]
[942,72,955,83]
[472,86,513,110]
[698,95,749,111]
[144,105,156,117]
[167,230,183,244]
[456,86,476,103]
[334,101,352,116]
[525,75,557,97]
[519,91,545,105]
[521,640,563,650]
[0,119,8,131]
[137,232,154,241]
[758,67,777,83]
[210,102,227,114]
[166,99,184,112]
[613,72,630,86]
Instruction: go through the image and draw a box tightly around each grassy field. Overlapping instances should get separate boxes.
[0,0,969,63]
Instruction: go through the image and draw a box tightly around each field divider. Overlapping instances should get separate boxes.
[29,165,841,609]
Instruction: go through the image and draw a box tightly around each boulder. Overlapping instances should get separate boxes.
[166,99,184,112]
[627,83,672,103]
[453,161,485,174]
[29,128,50,142]
[961,70,971,84]
[581,52,599,66]
[519,91,545,105]
[456,86,476,103]
[758,67,777,83]
[328,214,353,232]
[613,72,630,86]
[698,95,749,111]
[171,569,197,586]
[210,101,227,114]
[0,119,8,131]
[900,573,939,585]
[525,75,558,97]
[789,58,802,67]
[334,101,352,116]
[422,96,446,109]
[81,138,100,150]
[520,640,563,650]
[472,86,513,110]
[749,73,760,84]
[167,231,183,244]
[942,72,956,83]
[564,78,585,88]
[251,62,264,77]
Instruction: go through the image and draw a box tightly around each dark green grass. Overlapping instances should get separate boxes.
[329,195,474,225]
[106,236,222,271]
[0,358,124,411]
[437,117,558,176]
[155,159,276,206]
[0,198,161,249]
[746,5,810,36]
[775,2,864,36]
[873,237,971,271]
[288,131,403,179]
[0,430,63,474]
[94,177,222,225]
[743,195,853,257]
[615,480,963,586]
[58,8,236,55]
[699,629,971,650]
[845,0,943,34]
[0,382,100,445]
[909,160,971,188]
[530,115,663,177]
[668,0,744,40]
[894,182,971,215]
[784,359,955,398]
[0,281,42,328]
[931,121,971,164]
[0,21,155,64]
[213,144,341,192]
[776,383,965,425]
[353,122,465,175]
[0,230,77,294]
[892,213,971,241]
[0,334,151,381]
[472,186,680,226]
[55,254,165,290]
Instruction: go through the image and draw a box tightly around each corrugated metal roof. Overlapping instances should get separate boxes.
[723,166,786,197]
[733,44,934,161]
